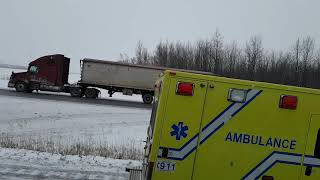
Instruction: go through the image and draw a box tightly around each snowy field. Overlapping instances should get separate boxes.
[0,67,151,179]
[0,68,151,155]
[0,67,25,81]
[0,94,150,156]
[0,148,140,180]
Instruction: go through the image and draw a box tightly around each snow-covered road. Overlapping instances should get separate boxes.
[0,88,151,109]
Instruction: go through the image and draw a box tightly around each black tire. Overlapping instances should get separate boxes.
[15,82,27,92]
[84,88,99,98]
[70,87,83,97]
[142,94,153,104]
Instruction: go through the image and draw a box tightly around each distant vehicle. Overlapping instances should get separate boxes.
[131,70,320,179]
[7,54,167,104]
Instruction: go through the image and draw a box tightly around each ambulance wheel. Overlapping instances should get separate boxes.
[142,94,153,104]
[84,88,99,98]
[15,82,27,92]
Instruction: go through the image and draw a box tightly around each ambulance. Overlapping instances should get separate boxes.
[141,70,320,180]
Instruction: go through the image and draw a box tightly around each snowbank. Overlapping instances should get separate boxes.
[0,147,141,179]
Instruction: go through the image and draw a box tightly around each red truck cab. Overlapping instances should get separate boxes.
[8,54,70,93]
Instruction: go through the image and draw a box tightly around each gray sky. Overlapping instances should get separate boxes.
[0,0,319,71]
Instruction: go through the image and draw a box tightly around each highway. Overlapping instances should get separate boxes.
[0,89,151,110]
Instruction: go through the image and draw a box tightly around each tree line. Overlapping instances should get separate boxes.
[121,30,320,89]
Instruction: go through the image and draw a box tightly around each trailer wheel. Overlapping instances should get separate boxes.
[84,88,99,98]
[15,82,27,92]
[26,89,33,93]
[142,94,153,104]
[70,87,83,97]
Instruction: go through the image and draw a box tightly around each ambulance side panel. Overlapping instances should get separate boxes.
[192,80,320,179]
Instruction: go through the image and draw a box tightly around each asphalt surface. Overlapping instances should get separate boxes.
[0,89,151,110]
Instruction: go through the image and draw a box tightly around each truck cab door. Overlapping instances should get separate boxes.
[30,60,57,86]
[301,114,320,179]
[46,60,58,85]
[152,78,207,180]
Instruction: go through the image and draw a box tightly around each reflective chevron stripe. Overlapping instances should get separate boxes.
[242,151,320,180]
[158,89,262,160]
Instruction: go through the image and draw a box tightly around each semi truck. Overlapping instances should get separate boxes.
[7,54,167,104]
[132,70,320,179]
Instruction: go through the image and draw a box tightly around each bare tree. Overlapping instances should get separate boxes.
[211,30,224,74]
[314,49,320,88]
[245,36,263,80]
[194,40,207,71]
[292,38,302,86]
[224,41,240,77]
[301,36,315,86]
[135,41,144,64]
[135,41,150,65]
[154,42,169,66]
[119,53,131,63]
[130,34,320,89]
[256,51,272,82]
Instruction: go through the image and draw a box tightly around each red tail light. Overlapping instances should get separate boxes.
[279,95,297,110]
[176,82,194,96]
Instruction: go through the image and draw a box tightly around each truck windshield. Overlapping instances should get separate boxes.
[29,66,39,73]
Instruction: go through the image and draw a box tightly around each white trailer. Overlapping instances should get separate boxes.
[76,59,165,104]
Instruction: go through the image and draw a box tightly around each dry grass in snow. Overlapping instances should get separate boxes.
[0,133,143,160]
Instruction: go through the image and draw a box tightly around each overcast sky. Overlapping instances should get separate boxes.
[0,0,319,71]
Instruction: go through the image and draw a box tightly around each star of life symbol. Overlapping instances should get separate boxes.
[170,122,188,140]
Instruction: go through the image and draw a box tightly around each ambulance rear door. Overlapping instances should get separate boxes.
[301,114,320,179]
[152,77,207,180]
